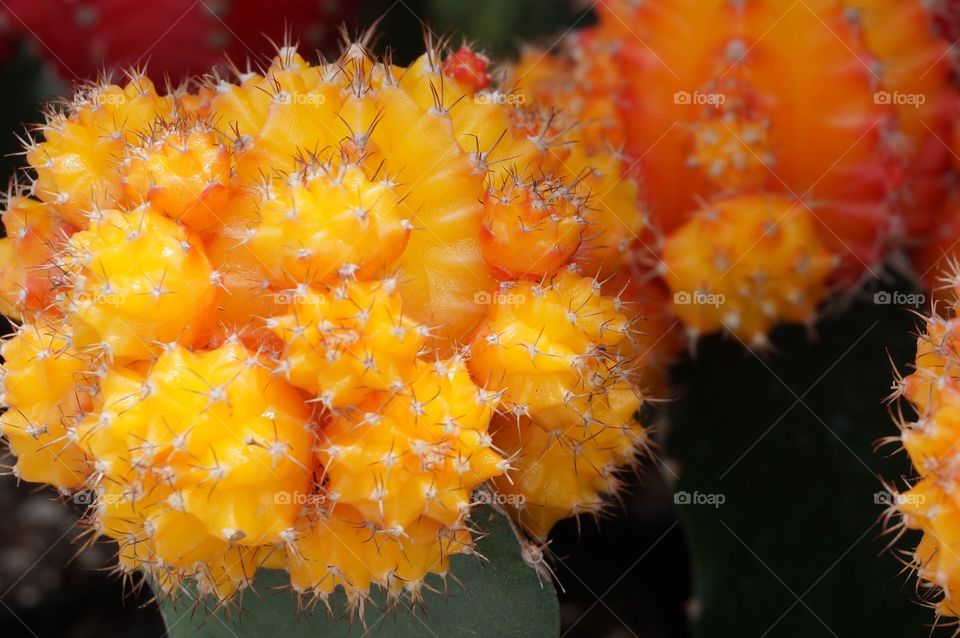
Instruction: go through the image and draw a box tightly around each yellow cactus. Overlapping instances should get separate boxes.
[0,322,92,488]
[269,279,424,408]
[885,280,960,621]
[286,504,472,608]
[249,157,409,287]
[27,75,177,228]
[0,38,655,608]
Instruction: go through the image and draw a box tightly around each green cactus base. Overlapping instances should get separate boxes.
[156,506,559,638]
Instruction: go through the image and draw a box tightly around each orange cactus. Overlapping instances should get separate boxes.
[0,195,74,320]
[120,121,232,232]
[480,173,587,280]
[517,0,958,343]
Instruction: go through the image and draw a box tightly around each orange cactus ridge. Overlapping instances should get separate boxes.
[0,35,656,608]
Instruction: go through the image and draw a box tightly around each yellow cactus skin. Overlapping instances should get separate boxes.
[76,343,315,544]
[27,75,177,228]
[62,206,219,361]
[660,195,836,347]
[469,271,633,417]
[885,285,960,622]
[0,195,75,321]
[318,357,505,531]
[120,122,232,232]
[194,45,581,344]
[249,157,409,287]
[319,359,507,535]
[269,279,424,408]
[73,342,313,602]
[0,322,92,488]
[286,504,472,609]
[468,271,646,536]
[506,85,649,279]
[0,38,656,608]
[491,415,645,539]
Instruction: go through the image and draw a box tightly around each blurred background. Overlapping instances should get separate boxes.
[0,1,933,636]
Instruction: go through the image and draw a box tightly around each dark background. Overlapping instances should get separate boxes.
[0,1,933,636]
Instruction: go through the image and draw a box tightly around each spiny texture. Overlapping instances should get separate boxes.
[516,0,958,344]
[468,272,647,538]
[660,195,836,347]
[884,273,960,622]
[0,38,653,608]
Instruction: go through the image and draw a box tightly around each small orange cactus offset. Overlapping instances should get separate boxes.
[480,174,587,280]
[660,195,836,346]
[0,36,655,610]
[119,121,232,232]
